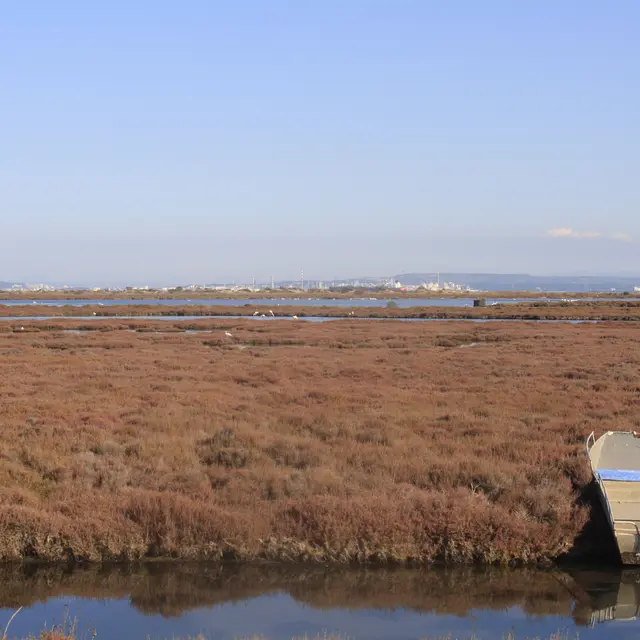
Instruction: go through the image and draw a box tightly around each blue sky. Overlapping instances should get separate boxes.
[1,1,638,284]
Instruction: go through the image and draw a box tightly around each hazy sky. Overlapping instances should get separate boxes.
[2,1,638,285]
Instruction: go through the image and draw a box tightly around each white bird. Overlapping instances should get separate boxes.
[224,331,233,338]
[292,315,299,320]
[269,309,275,316]
[20,326,24,331]
[253,311,260,316]
[93,312,97,316]
[261,314,266,317]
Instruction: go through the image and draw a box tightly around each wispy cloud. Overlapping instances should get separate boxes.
[546,228,601,239]
[611,231,632,242]
[546,228,632,241]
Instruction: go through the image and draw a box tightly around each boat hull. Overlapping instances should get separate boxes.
[587,431,640,565]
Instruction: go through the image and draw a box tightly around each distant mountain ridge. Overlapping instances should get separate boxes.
[394,273,640,292]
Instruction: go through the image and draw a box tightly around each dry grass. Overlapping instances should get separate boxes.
[2,300,640,321]
[0,319,636,563]
[2,610,79,640]
[20,629,77,640]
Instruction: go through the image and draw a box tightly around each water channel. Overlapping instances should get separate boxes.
[0,316,599,326]
[0,563,638,639]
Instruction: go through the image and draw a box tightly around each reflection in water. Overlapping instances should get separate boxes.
[0,563,568,616]
[568,569,640,626]
[0,563,638,638]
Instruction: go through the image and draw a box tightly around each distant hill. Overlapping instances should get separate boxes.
[0,280,21,291]
[394,273,640,292]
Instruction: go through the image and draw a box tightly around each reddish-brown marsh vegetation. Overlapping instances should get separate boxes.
[0,320,637,564]
[2,300,640,321]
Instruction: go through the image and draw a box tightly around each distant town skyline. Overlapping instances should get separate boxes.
[4,268,640,293]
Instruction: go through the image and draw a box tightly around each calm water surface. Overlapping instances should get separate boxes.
[0,316,598,325]
[0,564,638,640]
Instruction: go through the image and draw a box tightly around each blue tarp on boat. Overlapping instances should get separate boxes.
[598,469,640,482]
